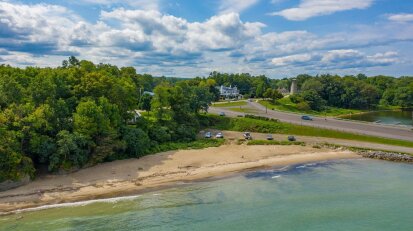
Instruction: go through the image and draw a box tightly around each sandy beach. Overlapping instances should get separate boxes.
[0,144,359,213]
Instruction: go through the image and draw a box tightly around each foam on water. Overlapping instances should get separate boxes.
[1,194,142,216]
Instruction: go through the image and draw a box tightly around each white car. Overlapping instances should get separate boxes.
[215,132,224,138]
[205,132,212,138]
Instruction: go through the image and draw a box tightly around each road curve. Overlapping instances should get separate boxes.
[209,101,413,142]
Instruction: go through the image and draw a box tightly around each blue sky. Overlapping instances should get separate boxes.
[1,0,413,78]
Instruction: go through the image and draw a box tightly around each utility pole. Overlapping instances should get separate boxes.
[138,87,143,106]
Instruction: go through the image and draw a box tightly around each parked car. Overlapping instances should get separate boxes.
[216,132,224,138]
[243,132,252,140]
[204,132,212,138]
[301,115,313,121]
[288,135,296,141]
[219,112,226,116]
[266,134,274,140]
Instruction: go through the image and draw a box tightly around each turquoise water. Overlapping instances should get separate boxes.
[1,159,413,231]
[341,110,413,126]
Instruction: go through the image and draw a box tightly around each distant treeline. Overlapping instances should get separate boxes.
[205,72,413,110]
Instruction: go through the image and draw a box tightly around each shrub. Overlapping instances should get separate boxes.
[296,102,311,111]
[244,114,279,122]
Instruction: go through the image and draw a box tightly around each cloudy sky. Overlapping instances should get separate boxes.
[1,0,412,78]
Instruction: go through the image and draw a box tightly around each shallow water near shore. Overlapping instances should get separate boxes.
[1,159,413,231]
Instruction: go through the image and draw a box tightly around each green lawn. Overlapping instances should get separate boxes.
[207,115,413,148]
[259,98,364,117]
[212,101,247,107]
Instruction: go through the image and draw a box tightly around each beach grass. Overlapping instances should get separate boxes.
[206,115,413,148]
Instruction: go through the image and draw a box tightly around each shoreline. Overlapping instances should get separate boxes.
[0,144,359,214]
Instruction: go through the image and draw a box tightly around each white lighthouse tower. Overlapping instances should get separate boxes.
[290,79,298,95]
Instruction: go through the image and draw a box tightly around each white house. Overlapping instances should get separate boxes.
[142,91,155,96]
[218,85,241,99]
[128,110,142,124]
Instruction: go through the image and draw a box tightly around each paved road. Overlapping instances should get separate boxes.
[209,101,413,142]
[217,131,413,154]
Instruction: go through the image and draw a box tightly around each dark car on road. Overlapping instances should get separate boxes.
[288,135,296,141]
[266,134,274,140]
[301,115,313,121]
[219,112,226,116]
[243,132,252,140]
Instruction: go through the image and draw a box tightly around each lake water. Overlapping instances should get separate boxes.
[341,110,413,126]
[1,159,413,231]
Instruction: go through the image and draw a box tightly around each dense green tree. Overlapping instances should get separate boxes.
[73,100,110,139]
[49,130,89,171]
[122,127,151,157]
[151,84,173,123]
[139,94,153,113]
[263,88,283,103]
[189,86,214,113]
[0,76,23,108]
[68,56,80,67]
[0,128,35,181]
[393,86,413,108]
[301,90,326,111]
[301,79,323,93]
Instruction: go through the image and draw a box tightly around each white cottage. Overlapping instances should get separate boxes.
[218,85,241,99]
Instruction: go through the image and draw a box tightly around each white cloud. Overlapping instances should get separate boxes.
[270,0,374,21]
[272,53,315,66]
[321,50,399,68]
[0,1,86,55]
[321,49,363,63]
[388,13,413,23]
[270,49,399,69]
[100,8,265,54]
[219,0,260,14]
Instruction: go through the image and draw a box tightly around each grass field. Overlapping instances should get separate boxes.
[259,98,365,117]
[212,101,247,107]
[207,115,413,148]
